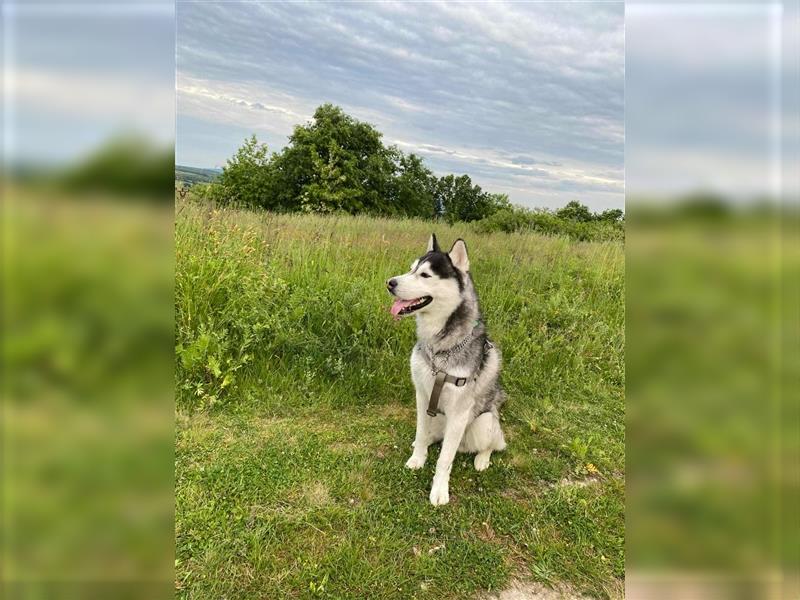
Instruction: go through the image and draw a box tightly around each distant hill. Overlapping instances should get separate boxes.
[176,165,222,185]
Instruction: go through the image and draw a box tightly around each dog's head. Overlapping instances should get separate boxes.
[386,234,470,319]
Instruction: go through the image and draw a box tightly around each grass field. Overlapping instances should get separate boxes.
[175,199,625,599]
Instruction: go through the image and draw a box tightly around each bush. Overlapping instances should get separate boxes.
[473,205,624,242]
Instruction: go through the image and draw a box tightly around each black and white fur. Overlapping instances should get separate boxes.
[387,234,506,506]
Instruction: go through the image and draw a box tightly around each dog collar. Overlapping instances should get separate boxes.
[427,321,482,369]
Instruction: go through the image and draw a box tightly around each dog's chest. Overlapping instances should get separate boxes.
[410,348,472,413]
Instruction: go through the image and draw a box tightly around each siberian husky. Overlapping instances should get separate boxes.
[387,234,506,506]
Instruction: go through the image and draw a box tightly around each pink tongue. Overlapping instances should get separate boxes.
[390,298,418,318]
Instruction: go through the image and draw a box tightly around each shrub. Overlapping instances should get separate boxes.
[473,205,624,242]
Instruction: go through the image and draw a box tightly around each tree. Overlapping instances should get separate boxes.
[556,200,594,222]
[210,104,521,221]
[392,152,437,218]
[597,208,624,222]
[216,135,273,208]
[63,133,174,200]
[269,104,397,214]
[433,174,456,221]
[435,174,505,223]
[488,193,512,212]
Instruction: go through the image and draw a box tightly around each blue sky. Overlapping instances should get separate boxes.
[177,1,624,211]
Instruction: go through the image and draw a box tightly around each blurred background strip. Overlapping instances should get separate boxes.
[626,1,798,598]
[2,1,175,599]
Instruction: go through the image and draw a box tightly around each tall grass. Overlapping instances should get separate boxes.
[176,200,623,416]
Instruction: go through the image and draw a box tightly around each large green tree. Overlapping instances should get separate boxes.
[435,174,505,223]
[268,104,397,214]
[391,151,438,218]
[207,104,513,222]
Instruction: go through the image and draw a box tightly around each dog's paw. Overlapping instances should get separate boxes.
[429,483,449,506]
[474,452,491,472]
[405,455,426,470]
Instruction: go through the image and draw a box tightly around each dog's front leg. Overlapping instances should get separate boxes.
[405,389,430,469]
[429,410,470,506]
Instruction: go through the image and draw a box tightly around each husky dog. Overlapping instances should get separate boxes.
[387,234,506,506]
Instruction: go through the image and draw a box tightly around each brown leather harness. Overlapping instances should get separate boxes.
[427,372,468,417]
[424,321,492,417]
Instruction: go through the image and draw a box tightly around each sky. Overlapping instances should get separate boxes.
[626,2,795,202]
[3,1,175,165]
[4,2,793,206]
[176,1,625,211]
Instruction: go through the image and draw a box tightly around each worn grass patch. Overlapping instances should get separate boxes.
[175,201,624,598]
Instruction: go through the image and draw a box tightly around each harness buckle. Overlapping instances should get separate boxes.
[454,377,467,387]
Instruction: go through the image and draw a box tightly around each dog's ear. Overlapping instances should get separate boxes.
[427,233,441,253]
[448,239,469,272]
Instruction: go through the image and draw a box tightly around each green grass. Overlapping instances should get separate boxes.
[175,199,625,599]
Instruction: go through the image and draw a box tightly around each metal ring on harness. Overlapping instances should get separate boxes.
[427,372,469,417]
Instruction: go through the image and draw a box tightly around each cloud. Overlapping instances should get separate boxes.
[392,138,622,192]
[179,78,305,120]
[176,1,624,209]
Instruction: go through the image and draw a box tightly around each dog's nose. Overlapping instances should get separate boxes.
[386,278,398,292]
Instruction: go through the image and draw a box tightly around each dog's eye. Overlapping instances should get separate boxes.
[420,272,431,278]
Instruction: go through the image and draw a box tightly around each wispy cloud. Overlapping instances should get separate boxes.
[177,1,624,210]
[180,83,303,120]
